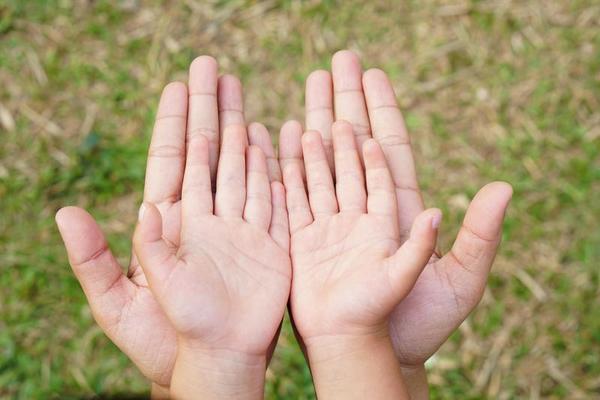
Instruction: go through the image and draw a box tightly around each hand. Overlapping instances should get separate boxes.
[55,56,282,393]
[289,49,512,385]
[283,121,439,399]
[133,123,291,399]
[284,120,439,340]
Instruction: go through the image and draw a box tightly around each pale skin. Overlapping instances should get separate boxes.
[283,120,441,399]
[55,56,284,398]
[287,49,513,398]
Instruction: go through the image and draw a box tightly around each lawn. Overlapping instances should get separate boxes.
[0,0,598,398]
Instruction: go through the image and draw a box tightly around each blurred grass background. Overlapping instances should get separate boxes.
[0,0,599,398]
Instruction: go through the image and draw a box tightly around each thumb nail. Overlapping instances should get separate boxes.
[138,203,146,222]
[431,210,442,229]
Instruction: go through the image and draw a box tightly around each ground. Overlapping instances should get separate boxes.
[0,0,598,399]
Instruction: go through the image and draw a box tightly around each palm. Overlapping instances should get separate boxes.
[147,216,290,352]
[292,213,398,337]
[390,256,464,364]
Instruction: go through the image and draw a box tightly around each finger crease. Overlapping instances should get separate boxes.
[369,104,400,112]
[461,223,498,243]
[74,243,109,268]
[189,92,217,98]
[334,88,364,94]
[149,145,185,158]
[155,114,187,122]
[376,134,411,147]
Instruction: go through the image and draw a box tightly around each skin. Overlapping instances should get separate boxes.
[54,50,513,398]
[133,125,291,399]
[283,121,441,399]
[55,56,283,395]
[291,49,513,398]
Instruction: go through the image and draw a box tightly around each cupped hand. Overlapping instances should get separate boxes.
[134,125,290,398]
[290,50,513,366]
[283,121,440,341]
[55,56,282,391]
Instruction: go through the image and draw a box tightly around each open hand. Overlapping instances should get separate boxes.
[133,124,290,398]
[284,121,440,341]
[55,56,281,394]
[290,50,513,366]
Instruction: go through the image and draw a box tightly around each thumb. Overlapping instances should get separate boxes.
[133,202,177,286]
[55,206,128,298]
[384,208,441,301]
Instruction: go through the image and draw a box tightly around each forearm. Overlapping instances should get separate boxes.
[306,334,410,400]
[401,364,429,400]
[169,342,266,400]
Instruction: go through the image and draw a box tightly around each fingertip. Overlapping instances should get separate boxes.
[190,55,218,73]
[332,120,352,134]
[279,121,303,159]
[362,138,382,164]
[271,180,285,193]
[248,122,273,151]
[302,130,322,146]
[162,81,187,96]
[281,119,303,134]
[306,69,331,85]
[55,206,73,226]
[362,68,387,82]
[55,206,92,232]
[409,208,441,250]
[362,68,391,91]
[413,208,441,229]
[332,50,363,89]
[138,202,158,223]
[217,74,244,112]
[137,203,147,223]
[247,144,265,160]
[248,121,267,134]
[473,181,514,214]
[271,181,286,203]
[135,202,162,243]
[218,73,242,87]
[332,49,359,66]
[430,208,443,230]
[189,56,218,95]
[156,82,188,118]
[487,181,514,200]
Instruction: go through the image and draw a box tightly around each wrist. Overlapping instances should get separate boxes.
[305,333,409,400]
[170,340,267,400]
[400,363,429,400]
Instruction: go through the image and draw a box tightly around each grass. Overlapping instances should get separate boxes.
[0,0,598,398]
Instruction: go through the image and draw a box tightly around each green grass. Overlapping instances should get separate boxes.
[1,0,599,398]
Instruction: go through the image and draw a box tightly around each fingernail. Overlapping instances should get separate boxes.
[138,203,146,222]
[431,211,442,229]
